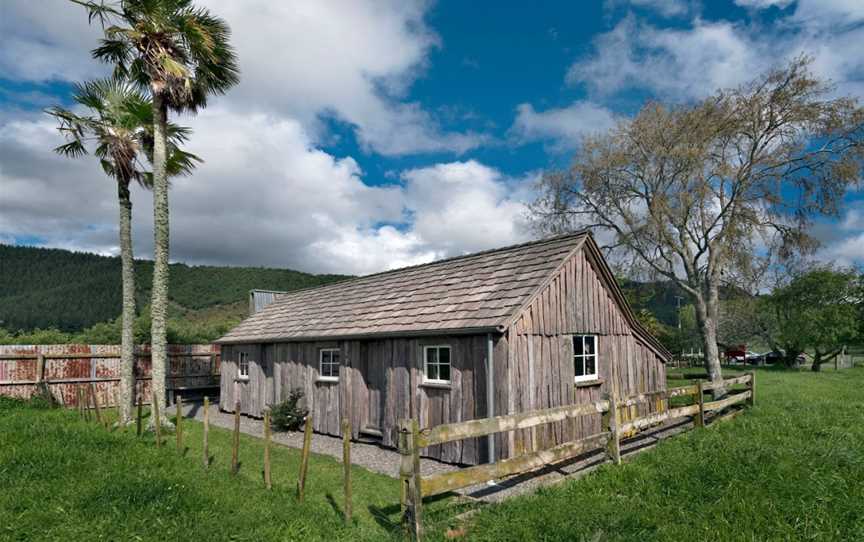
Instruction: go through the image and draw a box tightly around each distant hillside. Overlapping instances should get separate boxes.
[0,243,711,346]
[0,244,348,333]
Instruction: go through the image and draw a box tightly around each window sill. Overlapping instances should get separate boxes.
[234,376,250,383]
[420,382,451,391]
[316,377,339,384]
[574,378,604,388]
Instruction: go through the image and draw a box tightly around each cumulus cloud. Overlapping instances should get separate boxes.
[509,101,619,151]
[0,110,529,275]
[567,15,768,100]
[0,0,484,156]
[568,2,864,102]
[604,0,696,18]
[733,0,794,9]
[400,161,533,255]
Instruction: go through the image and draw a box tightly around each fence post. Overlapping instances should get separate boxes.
[601,394,621,465]
[695,381,705,428]
[203,396,210,468]
[748,371,755,407]
[342,418,352,524]
[76,385,84,420]
[136,388,143,436]
[399,418,423,540]
[153,388,162,448]
[36,354,45,383]
[89,383,104,426]
[231,400,241,475]
[264,408,272,490]
[175,395,183,452]
[297,414,313,502]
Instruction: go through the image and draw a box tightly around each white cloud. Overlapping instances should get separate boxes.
[604,0,696,18]
[567,15,768,100]
[733,0,794,9]
[818,234,864,267]
[0,0,484,156]
[0,111,528,275]
[509,101,619,150]
[568,2,864,102]
[400,161,533,255]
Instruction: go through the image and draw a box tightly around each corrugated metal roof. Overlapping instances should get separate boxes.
[217,233,589,343]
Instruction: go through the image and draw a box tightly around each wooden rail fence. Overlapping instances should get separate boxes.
[0,344,220,407]
[399,372,755,540]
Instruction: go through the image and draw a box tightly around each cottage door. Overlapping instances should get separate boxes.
[357,346,386,438]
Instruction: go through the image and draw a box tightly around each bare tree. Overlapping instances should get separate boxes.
[532,58,864,393]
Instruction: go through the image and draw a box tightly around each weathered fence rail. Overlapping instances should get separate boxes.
[0,344,220,407]
[399,372,755,540]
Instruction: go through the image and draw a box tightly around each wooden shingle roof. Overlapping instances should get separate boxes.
[217,232,590,343]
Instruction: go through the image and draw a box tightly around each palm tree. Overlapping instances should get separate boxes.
[47,77,199,425]
[73,0,239,421]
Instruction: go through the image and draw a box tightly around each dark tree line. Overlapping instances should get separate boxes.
[0,244,347,333]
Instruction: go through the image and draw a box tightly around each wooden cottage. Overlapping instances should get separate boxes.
[216,232,670,465]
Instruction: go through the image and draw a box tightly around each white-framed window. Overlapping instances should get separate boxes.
[237,351,250,380]
[319,348,340,381]
[423,345,451,384]
[573,335,598,383]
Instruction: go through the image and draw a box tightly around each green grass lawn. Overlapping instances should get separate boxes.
[0,398,461,541]
[434,367,864,541]
[3,367,863,541]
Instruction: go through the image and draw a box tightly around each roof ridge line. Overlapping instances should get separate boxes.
[264,230,591,301]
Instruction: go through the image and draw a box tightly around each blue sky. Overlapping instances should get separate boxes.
[0,0,862,275]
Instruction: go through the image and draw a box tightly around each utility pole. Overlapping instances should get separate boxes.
[675,296,684,330]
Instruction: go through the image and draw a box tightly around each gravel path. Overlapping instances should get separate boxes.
[179,400,701,503]
[179,401,458,480]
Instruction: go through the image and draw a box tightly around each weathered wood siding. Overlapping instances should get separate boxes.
[504,246,667,459]
[220,335,496,465]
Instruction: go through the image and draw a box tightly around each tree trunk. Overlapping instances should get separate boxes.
[149,91,171,427]
[693,292,725,397]
[118,180,136,425]
[811,354,823,372]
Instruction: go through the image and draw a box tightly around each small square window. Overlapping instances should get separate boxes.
[424,345,452,384]
[573,336,598,383]
[319,349,340,380]
[238,352,250,379]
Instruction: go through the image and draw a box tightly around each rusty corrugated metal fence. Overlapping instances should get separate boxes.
[0,344,220,407]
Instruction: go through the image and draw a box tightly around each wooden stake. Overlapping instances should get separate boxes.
[175,395,183,452]
[153,389,162,448]
[83,386,91,422]
[231,400,241,475]
[136,388,143,437]
[601,399,621,465]
[264,409,272,490]
[203,396,210,469]
[76,386,84,419]
[342,418,352,524]
[297,414,313,502]
[748,371,756,407]
[89,383,103,426]
[695,381,705,428]
[408,419,423,540]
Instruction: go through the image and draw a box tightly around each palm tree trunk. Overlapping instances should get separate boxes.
[150,91,171,426]
[118,180,136,425]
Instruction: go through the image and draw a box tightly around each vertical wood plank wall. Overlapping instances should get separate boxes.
[221,335,492,465]
[505,247,667,459]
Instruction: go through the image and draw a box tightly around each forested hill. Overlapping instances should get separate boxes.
[0,243,693,343]
[0,244,348,332]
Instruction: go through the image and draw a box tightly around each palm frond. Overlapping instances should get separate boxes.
[69,0,123,27]
[53,140,88,158]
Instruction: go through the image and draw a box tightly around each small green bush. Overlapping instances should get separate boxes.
[270,388,308,431]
